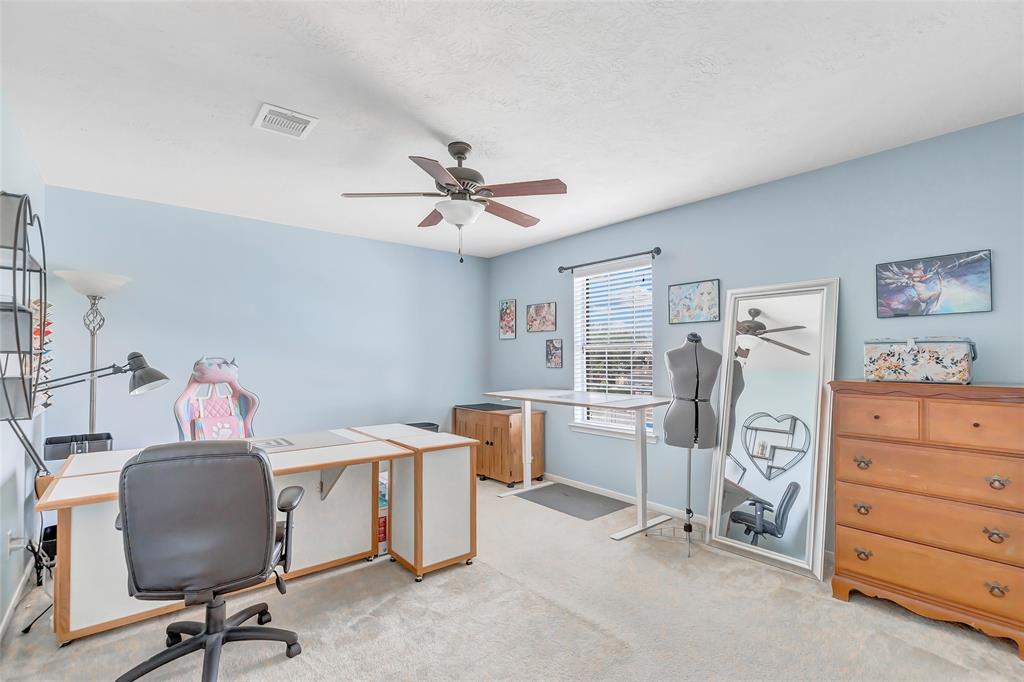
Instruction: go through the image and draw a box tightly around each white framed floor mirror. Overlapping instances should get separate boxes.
[706,278,839,580]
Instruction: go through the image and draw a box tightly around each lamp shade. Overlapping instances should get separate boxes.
[434,199,485,226]
[126,352,169,395]
[55,270,131,297]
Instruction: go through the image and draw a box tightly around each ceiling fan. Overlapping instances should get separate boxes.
[341,141,566,262]
[736,308,809,356]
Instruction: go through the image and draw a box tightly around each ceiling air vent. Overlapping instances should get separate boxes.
[252,103,318,140]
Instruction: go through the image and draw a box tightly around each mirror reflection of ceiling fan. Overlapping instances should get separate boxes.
[341,141,566,262]
[736,308,809,356]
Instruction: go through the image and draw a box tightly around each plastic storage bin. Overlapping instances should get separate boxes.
[864,337,977,384]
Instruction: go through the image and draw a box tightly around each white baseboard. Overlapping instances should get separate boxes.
[0,559,35,641]
[541,473,710,528]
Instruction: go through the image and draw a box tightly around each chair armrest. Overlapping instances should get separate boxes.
[114,512,123,531]
[276,486,304,577]
[277,486,304,513]
[751,501,766,533]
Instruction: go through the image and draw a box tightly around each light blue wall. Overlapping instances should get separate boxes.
[485,115,1024,517]
[1,95,47,624]
[43,188,490,448]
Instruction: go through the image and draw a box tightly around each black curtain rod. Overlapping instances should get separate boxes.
[557,247,662,274]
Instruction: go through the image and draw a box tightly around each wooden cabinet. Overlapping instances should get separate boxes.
[830,381,1024,658]
[453,404,544,487]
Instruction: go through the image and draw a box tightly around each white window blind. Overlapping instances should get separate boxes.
[573,260,654,433]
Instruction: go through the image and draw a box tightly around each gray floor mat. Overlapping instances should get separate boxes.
[517,483,630,520]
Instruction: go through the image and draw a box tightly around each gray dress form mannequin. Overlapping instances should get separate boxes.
[664,337,722,449]
[726,358,746,457]
[662,333,722,552]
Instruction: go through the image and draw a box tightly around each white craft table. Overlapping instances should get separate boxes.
[352,424,478,581]
[36,435,418,644]
[483,389,672,540]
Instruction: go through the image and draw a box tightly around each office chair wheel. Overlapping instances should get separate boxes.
[389,556,396,562]
[506,483,515,488]
[165,632,182,647]
[466,559,473,565]
[257,610,272,625]
[415,576,423,582]
[535,475,543,481]
[286,642,302,658]
[365,556,374,562]
[478,475,487,481]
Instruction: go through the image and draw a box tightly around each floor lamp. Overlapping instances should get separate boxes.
[54,270,131,433]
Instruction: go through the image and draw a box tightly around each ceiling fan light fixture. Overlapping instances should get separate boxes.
[434,198,484,226]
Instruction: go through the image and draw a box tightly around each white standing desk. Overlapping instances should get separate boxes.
[483,389,672,540]
[718,478,772,539]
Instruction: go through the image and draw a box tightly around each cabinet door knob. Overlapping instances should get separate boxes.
[854,547,873,561]
[983,527,1009,544]
[853,455,872,470]
[853,502,872,515]
[972,422,981,428]
[872,414,881,420]
[985,475,1010,490]
[985,581,1009,598]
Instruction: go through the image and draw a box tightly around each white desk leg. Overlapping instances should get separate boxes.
[610,409,670,540]
[499,399,553,498]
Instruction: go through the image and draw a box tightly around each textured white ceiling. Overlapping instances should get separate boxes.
[2,2,1021,257]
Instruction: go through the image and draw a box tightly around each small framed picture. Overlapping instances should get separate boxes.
[499,299,516,339]
[668,279,720,324]
[546,339,563,368]
[526,302,557,332]
[875,249,992,318]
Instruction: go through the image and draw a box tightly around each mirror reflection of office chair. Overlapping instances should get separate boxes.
[729,481,800,547]
[114,441,304,682]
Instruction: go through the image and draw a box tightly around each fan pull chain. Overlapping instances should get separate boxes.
[458,225,464,263]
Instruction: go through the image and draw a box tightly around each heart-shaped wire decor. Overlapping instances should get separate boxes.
[740,412,811,480]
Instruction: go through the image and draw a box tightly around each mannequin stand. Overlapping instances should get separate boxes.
[646,446,696,557]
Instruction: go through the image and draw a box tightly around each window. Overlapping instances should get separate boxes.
[572,257,654,435]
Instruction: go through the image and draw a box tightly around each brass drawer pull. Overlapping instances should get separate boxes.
[983,527,1009,544]
[985,581,1010,598]
[853,455,872,470]
[853,502,872,515]
[854,547,873,561]
[985,475,1010,490]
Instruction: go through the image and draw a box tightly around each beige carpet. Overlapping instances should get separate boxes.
[2,479,1021,680]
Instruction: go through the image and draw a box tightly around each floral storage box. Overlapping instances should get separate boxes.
[864,337,977,384]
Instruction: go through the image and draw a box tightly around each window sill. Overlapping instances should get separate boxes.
[568,421,658,444]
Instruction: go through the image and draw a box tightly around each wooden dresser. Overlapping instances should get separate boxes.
[452,404,544,487]
[830,381,1024,657]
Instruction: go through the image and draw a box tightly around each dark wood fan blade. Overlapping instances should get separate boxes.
[418,209,443,227]
[758,325,806,334]
[479,179,566,197]
[483,200,539,227]
[761,336,810,356]
[409,156,461,190]
[341,192,446,198]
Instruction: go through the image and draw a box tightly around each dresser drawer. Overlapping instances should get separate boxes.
[836,526,1024,623]
[835,437,1023,511]
[926,400,1024,454]
[836,481,1023,566]
[835,394,920,441]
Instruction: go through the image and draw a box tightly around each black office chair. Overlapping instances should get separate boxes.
[114,440,304,682]
[729,481,800,547]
